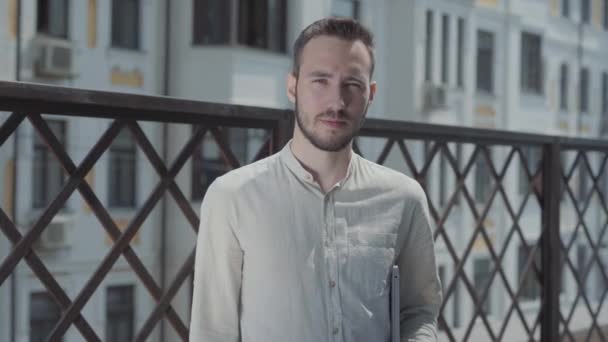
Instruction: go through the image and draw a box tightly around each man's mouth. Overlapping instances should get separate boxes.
[319,119,347,128]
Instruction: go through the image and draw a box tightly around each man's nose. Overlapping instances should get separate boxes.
[326,85,347,112]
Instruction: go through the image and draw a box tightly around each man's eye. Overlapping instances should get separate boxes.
[345,82,362,89]
[313,79,328,84]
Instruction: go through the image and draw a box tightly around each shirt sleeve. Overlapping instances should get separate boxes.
[189,179,244,342]
[397,190,443,342]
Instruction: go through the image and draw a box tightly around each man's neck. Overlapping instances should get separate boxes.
[290,135,352,193]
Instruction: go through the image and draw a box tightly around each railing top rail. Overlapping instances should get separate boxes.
[362,119,608,150]
[0,81,289,127]
[2,81,608,150]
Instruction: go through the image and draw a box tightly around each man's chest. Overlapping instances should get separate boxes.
[235,194,405,298]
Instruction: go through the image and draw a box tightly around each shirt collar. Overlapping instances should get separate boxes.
[279,139,358,188]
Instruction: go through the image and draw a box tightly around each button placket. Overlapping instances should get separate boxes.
[327,193,344,341]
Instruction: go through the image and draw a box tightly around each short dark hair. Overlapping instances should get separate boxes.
[291,17,375,78]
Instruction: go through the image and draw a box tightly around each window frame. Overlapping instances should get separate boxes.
[110,0,141,50]
[580,67,590,114]
[37,0,70,39]
[192,0,288,53]
[581,0,591,24]
[601,72,608,135]
[424,10,434,82]
[518,243,541,301]
[105,285,135,342]
[520,32,543,95]
[473,257,493,314]
[108,129,137,208]
[560,63,569,111]
[474,148,493,203]
[32,120,67,209]
[441,14,450,84]
[456,17,466,87]
[476,30,495,94]
[30,291,62,342]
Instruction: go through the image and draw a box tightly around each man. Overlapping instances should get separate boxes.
[190,17,442,342]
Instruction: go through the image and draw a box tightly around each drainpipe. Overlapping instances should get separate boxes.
[10,1,22,342]
[159,0,172,340]
[576,12,584,134]
[497,0,512,321]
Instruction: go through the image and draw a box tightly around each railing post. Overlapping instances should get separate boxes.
[541,141,561,342]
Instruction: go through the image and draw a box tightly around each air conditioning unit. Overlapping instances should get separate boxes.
[32,36,74,78]
[35,215,71,250]
[422,83,447,111]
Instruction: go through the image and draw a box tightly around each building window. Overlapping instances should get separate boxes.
[30,292,62,342]
[457,18,465,87]
[562,0,570,18]
[331,0,360,19]
[580,67,589,114]
[578,162,589,201]
[192,0,231,45]
[560,64,569,111]
[521,32,543,94]
[37,0,69,38]
[604,0,608,29]
[108,129,136,207]
[111,0,140,50]
[602,72,608,134]
[582,0,591,23]
[474,149,492,203]
[441,15,450,84]
[601,165,608,200]
[597,256,607,300]
[106,285,134,342]
[33,120,66,209]
[455,144,462,205]
[518,146,541,195]
[476,30,494,93]
[192,0,287,52]
[191,127,249,201]
[238,0,287,52]
[425,10,433,82]
[518,244,541,300]
[192,130,228,201]
[439,152,448,207]
[473,258,492,314]
[577,244,589,292]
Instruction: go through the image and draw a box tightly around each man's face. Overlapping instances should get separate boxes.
[287,36,376,152]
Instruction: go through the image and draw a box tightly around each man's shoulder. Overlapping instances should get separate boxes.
[357,156,427,203]
[208,153,280,196]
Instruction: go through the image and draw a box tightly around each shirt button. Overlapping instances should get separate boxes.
[333,327,339,334]
[329,280,336,288]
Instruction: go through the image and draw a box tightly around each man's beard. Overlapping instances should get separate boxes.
[294,98,367,152]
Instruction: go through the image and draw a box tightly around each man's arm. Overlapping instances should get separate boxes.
[190,180,244,342]
[397,192,443,341]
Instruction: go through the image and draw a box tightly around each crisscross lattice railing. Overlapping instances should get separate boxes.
[1,80,608,341]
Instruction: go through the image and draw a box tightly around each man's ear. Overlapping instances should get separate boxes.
[287,72,297,104]
[369,81,377,103]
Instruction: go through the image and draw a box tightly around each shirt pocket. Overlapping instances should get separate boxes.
[346,231,397,300]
